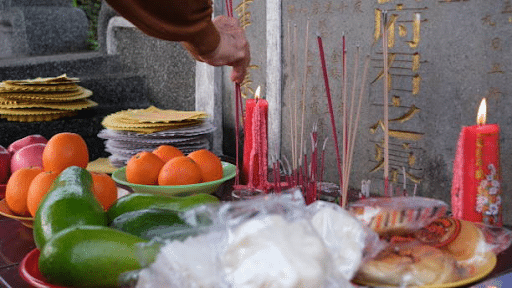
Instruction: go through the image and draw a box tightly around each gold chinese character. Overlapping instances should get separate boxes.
[288,5,296,15]
[408,13,421,48]
[354,0,363,13]
[412,74,421,95]
[491,38,502,50]
[503,0,512,14]
[312,2,320,14]
[324,1,333,13]
[488,63,505,74]
[482,15,496,27]
[337,1,349,13]
[485,87,504,101]
[399,24,407,37]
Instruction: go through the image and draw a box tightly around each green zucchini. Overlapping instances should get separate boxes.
[110,208,189,240]
[38,225,158,287]
[106,192,219,223]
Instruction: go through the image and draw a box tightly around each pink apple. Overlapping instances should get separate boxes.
[8,134,47,155]
[0,145,11,184]
[10,143,46,173]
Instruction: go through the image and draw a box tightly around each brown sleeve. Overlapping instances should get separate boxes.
[105,0,220,57]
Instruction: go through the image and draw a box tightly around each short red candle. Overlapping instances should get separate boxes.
[452,99,502,226]
[242,91,268,188]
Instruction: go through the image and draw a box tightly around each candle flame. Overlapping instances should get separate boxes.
[255,86,261,99]
[477,98,487,125]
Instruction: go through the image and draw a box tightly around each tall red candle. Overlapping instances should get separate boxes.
[242,87,268,188]
[452,98,502,226]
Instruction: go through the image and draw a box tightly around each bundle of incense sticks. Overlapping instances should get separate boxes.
[316,34,370,208]
[265,128,321,205]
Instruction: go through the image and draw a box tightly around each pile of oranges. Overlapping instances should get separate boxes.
[5,132,118,218]
[125,146,223,186]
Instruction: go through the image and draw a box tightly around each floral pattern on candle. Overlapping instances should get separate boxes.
[476,163,502,226]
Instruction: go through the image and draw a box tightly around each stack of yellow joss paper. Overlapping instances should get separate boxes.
[0,74,97,122]
[101,105,209,134]
[99,106,215,167]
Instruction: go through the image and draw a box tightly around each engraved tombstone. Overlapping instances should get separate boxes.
[220,0,512,224]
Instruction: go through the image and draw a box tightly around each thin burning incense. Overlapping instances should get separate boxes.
[382,11,390,196]
[299,18,310,168]
[316,34,344,205]
[235,84,241,185]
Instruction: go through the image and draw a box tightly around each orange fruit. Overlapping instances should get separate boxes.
[125,151,165,185]
[158,156,202,186]
[187,149,223,182]
[152,145,184,163]
[5,166,43,216]
[91,172,118,210]
[26,170,59,217]
[42,132,89,174]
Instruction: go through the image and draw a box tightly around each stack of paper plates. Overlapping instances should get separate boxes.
[98,106,215,167]
[0,74,97,122]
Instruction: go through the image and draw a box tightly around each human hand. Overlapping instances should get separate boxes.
[199,15,250,83]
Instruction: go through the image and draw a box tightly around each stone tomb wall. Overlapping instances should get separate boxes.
[222,0,512,224]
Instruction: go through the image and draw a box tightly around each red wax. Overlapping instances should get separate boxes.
[242,98,268,188]
[457,124,502,226]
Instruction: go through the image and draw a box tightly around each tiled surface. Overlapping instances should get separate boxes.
[0,216,35,288]
[0,264,32,288]
[0,220,35,267]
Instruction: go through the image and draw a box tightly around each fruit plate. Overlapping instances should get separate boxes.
[19,248,69,288]
[111,161,236,196]
[0,199,33,228]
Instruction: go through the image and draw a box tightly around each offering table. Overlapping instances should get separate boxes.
[1,212,512,288]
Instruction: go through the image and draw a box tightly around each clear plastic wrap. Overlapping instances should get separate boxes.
[135,231,230,288]
[347,196,449,236]
[306,201,385,280]
[474,222,512,255]
[123,191,386,288]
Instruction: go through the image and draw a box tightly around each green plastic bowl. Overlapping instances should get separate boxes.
[112,161,236,196]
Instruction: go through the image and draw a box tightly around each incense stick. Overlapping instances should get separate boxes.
[342,55,370,208]
[382,11,390,196]
[319,137,328,183]
[299,18,310,168]
[316,34,344,204]
[234,84,241,185]
[343,46,360,190]
[286,21,296,170]
[225,0,233,17]
[341,34,348,201]
[293,24,299,170]
[341,46,359,208]
[227,0,238,183]
[310,123,318,180]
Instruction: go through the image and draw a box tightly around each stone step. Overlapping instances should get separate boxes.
[0,53,152,160]
[0,52,125,80]
[80,72,151,109]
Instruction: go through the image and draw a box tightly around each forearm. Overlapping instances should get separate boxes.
[105,0,220,56]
